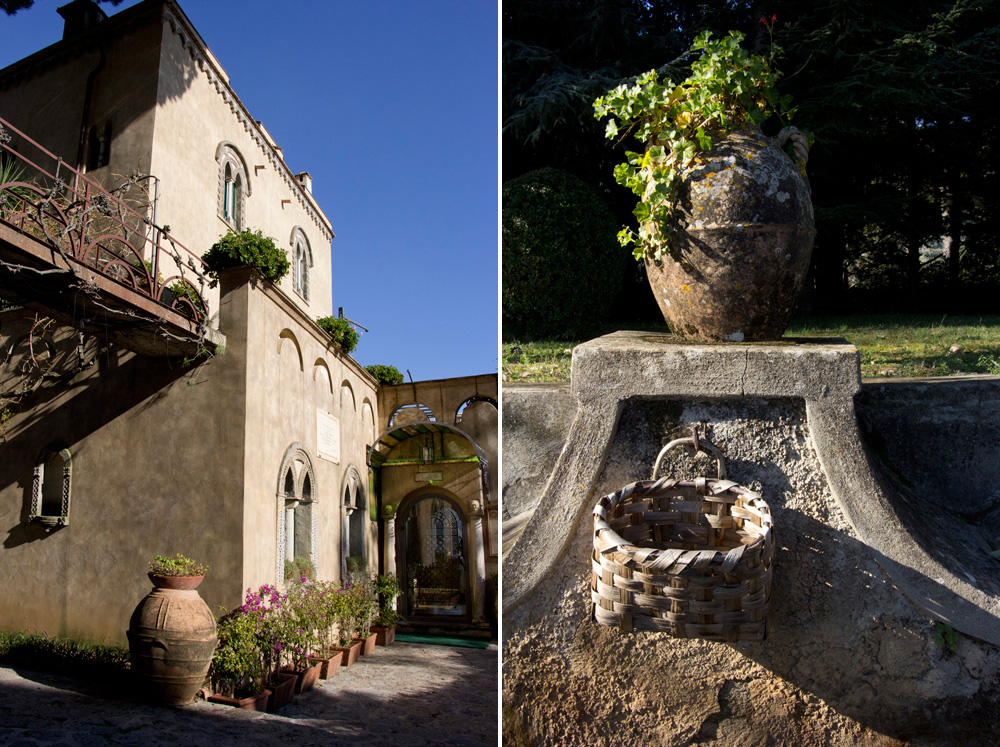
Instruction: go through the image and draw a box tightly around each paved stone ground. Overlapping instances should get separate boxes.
[0,641,498,746]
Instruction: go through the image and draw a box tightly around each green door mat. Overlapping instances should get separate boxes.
[395,633,490,649]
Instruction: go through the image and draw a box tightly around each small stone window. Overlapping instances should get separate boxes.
[290,226,312,302]
[216,142,251,231]
[30,445,72,529]
[85,122,111,171]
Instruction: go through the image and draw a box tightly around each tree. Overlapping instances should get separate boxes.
[504,0,1000,316]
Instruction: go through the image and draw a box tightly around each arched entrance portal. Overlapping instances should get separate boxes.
[396,494,469,620]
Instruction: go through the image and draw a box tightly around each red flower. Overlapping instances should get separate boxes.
[759,16,767,24]
[772,14,778,22]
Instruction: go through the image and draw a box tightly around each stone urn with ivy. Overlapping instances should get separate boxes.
[595,25,815,342]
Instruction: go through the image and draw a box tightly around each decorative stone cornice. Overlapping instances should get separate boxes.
[163,4,333,243]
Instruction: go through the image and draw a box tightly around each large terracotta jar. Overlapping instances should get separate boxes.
[127,579,218,705]
[644,127,814,341]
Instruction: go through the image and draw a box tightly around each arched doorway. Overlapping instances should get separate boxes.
[396,493,469,620]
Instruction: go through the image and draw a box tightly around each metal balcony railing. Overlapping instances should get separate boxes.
[0,115,209,324]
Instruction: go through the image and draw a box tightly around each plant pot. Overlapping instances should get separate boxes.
[372,626,395,646]
[147,573,205,590]
[282,662,322,694]
[643,127,815,342]
[353,632,377,655]
[266,671,297,713]
[309,651,342,679]
[208,689,271,711]
[330,640,363,667]
[127,586,217,705]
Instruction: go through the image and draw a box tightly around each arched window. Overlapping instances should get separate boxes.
[290,227,312,302]
[216,142,251,231]
[342,469,368,580]
[30,445,72,529]
[276,444,317,583]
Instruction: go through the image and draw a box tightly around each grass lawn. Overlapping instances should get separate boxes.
[502,314,1000,383]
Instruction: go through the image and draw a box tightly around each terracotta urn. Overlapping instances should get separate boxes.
[127,581,218,705]
[644,126,815,341]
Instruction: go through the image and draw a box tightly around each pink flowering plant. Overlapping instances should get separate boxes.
[281,579,326,671]
[239,583,288,678]
[210,608,266,698]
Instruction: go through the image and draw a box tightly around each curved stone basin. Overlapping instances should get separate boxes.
[502,332,1000,646]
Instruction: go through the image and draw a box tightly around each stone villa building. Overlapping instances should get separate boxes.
[0,0,496,642]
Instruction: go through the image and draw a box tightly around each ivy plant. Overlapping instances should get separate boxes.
[364,364,404,385]
[593,26,796,262]
[316,315,359,354]
[202,228,289,286]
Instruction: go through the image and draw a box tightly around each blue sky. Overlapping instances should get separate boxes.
[0,0,499,382]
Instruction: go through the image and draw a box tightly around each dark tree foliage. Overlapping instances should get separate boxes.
[503,168,626,340]
[504,0,1000,316]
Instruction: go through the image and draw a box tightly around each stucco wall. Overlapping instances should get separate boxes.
[150,6,333,321]
[230,268,378,589]
[0,0,334,329]
[0,9,160,179]
[0,305,247,645]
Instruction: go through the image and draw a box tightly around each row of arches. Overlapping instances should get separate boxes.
[276,327,376,443]
[388,396,498,428]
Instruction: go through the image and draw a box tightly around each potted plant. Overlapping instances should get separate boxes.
[284,555,315,583]
[593,23,814,342]
[207,609,270,711]
[201,228,290,287]
[351,579,378,655]
[239,583,297,712]
[147,553,208,590]
[278,579,323,693]
[308,580,343,679]
[128,554,216,704]
[329,584,363,667]
[371,574,402,646]
[316,315,359,354]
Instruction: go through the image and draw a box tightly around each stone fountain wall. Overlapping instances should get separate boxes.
[502,337,1000,746]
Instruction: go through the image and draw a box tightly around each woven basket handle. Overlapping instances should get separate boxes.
[652,436,727,480]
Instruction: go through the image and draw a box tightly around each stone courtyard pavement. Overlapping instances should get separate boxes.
[0,641,498,746]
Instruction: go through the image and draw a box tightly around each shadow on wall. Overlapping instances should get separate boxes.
[2,343,194,550]
[732,512,1000,742]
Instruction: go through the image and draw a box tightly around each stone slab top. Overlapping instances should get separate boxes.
[571,330,861,402]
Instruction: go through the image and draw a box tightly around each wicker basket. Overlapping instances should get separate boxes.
[591,436,773,642]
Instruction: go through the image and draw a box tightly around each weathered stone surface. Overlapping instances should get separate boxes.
[502,335,1000,745]
[501,382,576,523]
[503,397,1000,745]
[644,130,815,342]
